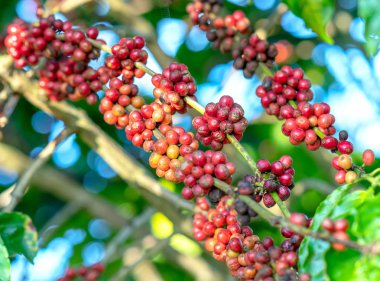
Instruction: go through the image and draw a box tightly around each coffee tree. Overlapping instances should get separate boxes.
[0,0,379,280]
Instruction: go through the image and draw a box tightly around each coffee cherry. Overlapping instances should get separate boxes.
[332,231,349,251]
[271,161,284,176]
[277,186,290,201]
[279,155,292,169]
[362,149,375,166]
[338,140,354,154]
[335,170,346,184]
[337,154,352,170]
[321,218,334,233]
[334,219,349,232]
[345,171,357,184]
[263,193,275,208]
[289,213,308,227]
[299,273,311,281]
[229,237,243,252]
[256,159,271,172]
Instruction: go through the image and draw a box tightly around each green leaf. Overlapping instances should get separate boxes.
[298,185,351,281]
[326,249,360,281]
[358,0,380,55]
[283,0,335,44]
[355,191,380,243]
[0,237,10,281]
[298,186,380,281]
[0,212,38,263]
[352,255,380,280]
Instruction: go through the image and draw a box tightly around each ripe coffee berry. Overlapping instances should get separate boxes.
[362,149,375,166]
[289,213,308,227]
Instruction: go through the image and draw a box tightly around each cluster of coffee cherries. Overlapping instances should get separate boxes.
[332,132,375,184]
[98,77,143,128]
[186,0,223,30]
[205,10,252,53]
[100,36,147,82]
[257,67,354,152]
[58,263,104,281]
[148,125,199,181]
[152,62,197,113]
[232,34,278,78]
[257,68,377,184]
[193,197,310,280]
[178,150,235,200]
[321,218,350,251]
[5,10,364,281]
[97,36,149,127]
[187,0,278,78]
[124,103,172,147]
[5,16,103,102]
[192,95,248,151]
[232,155,294,223]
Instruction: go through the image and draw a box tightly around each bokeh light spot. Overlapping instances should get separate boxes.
[170,234,202,257]
[32,111,54,134]
[151,212,173,239]
[88,219,111,240]
[186,26,209,52]
[82,242,105,266]
[157,19,187,56]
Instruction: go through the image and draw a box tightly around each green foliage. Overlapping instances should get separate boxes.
[0,237,10,281]
[0,212,38,263]
[358,0,380,55]
[0,0,17,32]
[298,183,380,281]
[283,0,335,44]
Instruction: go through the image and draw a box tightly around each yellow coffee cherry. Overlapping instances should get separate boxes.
[338,154,352,170]
[345,170,357,184]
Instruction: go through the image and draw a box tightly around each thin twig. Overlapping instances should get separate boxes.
[0,94,19,128]
[111,237,171,281]
[39,202,81,246]
[163,247,227,281]
[3,127,73,212]
[258,3,288,39]
[103,208,155,263]
[271,192,290,218]
[295,179,334,195]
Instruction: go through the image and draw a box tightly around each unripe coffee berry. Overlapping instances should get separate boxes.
[337,154,352,170]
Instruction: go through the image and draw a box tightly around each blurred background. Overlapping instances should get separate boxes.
[0,0,379,280]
